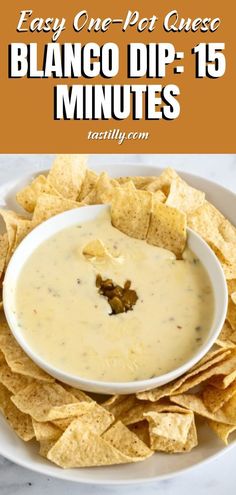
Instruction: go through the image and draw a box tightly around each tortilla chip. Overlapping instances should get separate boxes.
[47,154,87,200]
[175,350,236,394]
[219,219,236,243]
[227,282,236,313]
[83,172,121,205]
[111,185,152,240]
[188,201,224,227]
[16,175,47,213]
[117,402,165,426]
[0,311,11,335]
[216,338,236,349]
[102,394,120,408]
[137,349,230,401]
[0,383,34,441]
[144,168,179,194]
[114,181,165,200]
[0,233,8,277]
[116,176,158,190]
[231,292,236,305]
[118,401,188,426]
[166,177,205,214]
[32,193,81,224]
[0,329,53,382]
[191,348,231,369]
[13,218,33,250]
[145,410,197,453]
[51,417,73,431]
[0,356,33,393]
[145,410,193,443]
[53,403,114,436]
[47,418,151,468]
[208,420,236,444]
[102,420,152,459]
[0,209,26,263]
[128,421,150,447]
[102,394,138,420]
[227,279,236,295]
[82,239,108,258]
[78,404,114,434]
[205,349,236,389]
[98,174,124,204]
[209,372,236,390]
[78,169,98,201]
[39,439,57,458]
[203,381,236,413]
[153,190,166,203]
[0,215,32,259]
[116,403,146,426]
[170,422,198,453]
[147,202,186,258]
[227,298,236,330]
[188,202,236,264]
[63,386,94,403]
[50,389,96,431]
[151,419,197,453]
[170,393,236,424]
[143,179,163,193]
[11,382,94,422]
[221,262,236,280]
[217,321,236,347]
[221,394,236,423]
[32,419,62,442]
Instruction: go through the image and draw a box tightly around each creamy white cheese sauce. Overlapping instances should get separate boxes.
[15,210,214,382]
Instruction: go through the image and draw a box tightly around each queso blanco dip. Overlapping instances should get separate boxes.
[15,210,214,382]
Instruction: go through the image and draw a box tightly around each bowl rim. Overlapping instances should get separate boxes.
[3,203,228,394]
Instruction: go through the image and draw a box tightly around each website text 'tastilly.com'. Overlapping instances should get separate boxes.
[87,129,149,145]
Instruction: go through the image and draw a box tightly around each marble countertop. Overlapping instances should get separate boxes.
[0,154,236,495]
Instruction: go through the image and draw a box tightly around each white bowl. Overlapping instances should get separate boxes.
[3,204,228,395]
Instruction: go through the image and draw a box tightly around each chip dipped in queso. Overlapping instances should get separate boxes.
[14,208,214,383]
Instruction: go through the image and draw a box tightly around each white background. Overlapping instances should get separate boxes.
[0,154,236,495]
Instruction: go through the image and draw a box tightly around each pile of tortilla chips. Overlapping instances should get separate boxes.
[0,154,236,469]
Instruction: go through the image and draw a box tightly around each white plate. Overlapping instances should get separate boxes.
[0,161,236,485]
